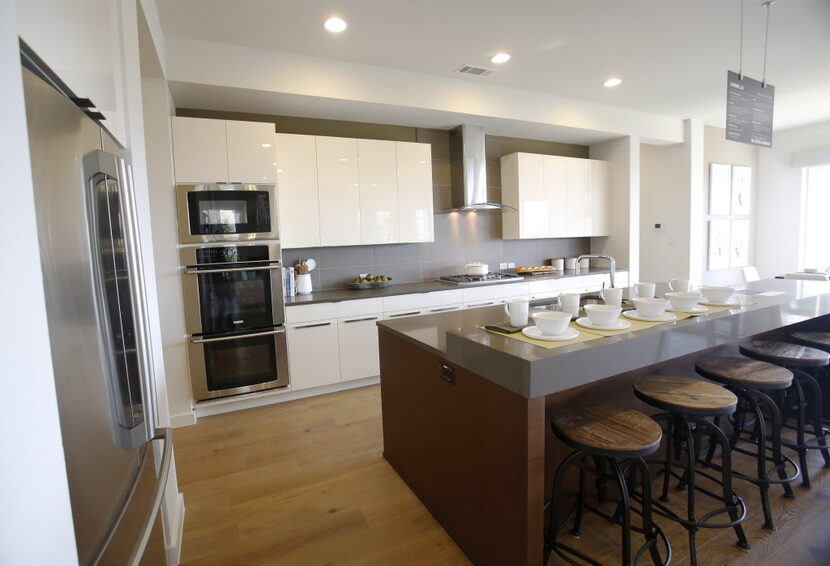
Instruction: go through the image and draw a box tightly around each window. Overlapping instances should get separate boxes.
[800,165,830,271]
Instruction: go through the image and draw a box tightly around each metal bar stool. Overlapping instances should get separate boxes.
[695,357,800,530]
[739,340,830,488]
[632,375,749,565]
[792,332,830,420]
[545,403,671,566]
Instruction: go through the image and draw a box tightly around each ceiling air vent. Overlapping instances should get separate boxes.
[455,64,494,77]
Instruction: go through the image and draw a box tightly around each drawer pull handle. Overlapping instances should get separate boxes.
[343,317,379,324]
[294,322,332,329]
[430,306,458,313]
[389,311,420,318]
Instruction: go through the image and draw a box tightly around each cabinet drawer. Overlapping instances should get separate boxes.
[338,314,382,381]
[462,282,528,303]
[286,302,337,324]
[287,320,340,390]
[337,298,384,318]
[382,293,430,312]
[425,289,464,307]
[528,279,560,296]
[558,277,584,291]
[583,274,608,292]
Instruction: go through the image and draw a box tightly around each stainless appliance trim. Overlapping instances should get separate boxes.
[180,242,285,337]
[175,183,278,244]
[183,263,281,275]
[188,327,289,401]
[190,328,285,344]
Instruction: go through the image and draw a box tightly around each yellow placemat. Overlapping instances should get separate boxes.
[482,323,604,350]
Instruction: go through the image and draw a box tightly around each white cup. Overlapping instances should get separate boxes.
[560,293,580,317]
[504,298,529,327]
[634,282,656,299]
[670,278,691,292]
[564,257,578,270]
[551,258,565,270]
[600,287,623,306]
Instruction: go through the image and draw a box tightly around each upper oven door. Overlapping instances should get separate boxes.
[176,184,278,244]
[181,243,285,336]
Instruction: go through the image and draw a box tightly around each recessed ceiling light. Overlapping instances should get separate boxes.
[324,16,347,33]
[261,143,272,148]
[603,77,622,88]
[490,52,511,64]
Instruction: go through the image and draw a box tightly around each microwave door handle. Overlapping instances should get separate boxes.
[190,328,285,344]
[184,264,282,275]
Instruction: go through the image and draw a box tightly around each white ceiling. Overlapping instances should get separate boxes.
[156,0,830,131]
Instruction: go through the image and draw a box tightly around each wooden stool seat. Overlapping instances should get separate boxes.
[792,331,830,350]
[633,375,737,416]
[551,403,662,459]
[739,340,830,368]
[696,357,793,391]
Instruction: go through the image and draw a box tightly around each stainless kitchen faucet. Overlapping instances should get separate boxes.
[576,254,616,288]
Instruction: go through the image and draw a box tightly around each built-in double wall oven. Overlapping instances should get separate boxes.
[177,184,288,401]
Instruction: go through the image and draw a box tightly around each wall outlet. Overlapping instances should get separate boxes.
[507,262,516,268]
[499,263,508,270]
[654,223,664,231]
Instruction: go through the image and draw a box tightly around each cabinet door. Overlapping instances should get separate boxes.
[338,315,382,381]
[517,153,548,239]
[396,142,434,242]
[287,320,341,390]
[566,158,591,236]
[226,121,277,183]
[276,134,320,248]
[316,137,361,246]
[543,155,569,237]
[358,139,399,244]
[589,160,610,236]
[171,117,229,183]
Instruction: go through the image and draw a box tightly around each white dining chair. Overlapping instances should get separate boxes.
[741,266,760,283]
[784,272,830,282]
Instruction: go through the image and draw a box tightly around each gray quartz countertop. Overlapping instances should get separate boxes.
[284,267,628,306]
[377,279,830,400]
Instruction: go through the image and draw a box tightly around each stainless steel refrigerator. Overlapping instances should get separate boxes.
[22,45,171,566]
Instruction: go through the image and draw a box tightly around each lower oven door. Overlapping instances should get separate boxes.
[188,327,289,401]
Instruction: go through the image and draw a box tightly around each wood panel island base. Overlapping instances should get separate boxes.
[377,280,830,566]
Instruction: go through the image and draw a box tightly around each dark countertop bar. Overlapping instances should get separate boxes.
[284,267,628,306]
[377,278,830,399]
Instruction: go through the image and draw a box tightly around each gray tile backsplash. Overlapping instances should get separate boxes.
[284,213,589,290]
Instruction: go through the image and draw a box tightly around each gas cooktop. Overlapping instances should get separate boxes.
[438,273,524,285]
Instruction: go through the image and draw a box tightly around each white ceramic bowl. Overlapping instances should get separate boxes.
[665,291,701,311]
[531,311,571,335]
[583,304,622,327]
[465,262,488,276]
[632,297,670,318]
[700,286,735,304]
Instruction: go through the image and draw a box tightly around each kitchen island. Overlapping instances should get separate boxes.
[377,279,830,566]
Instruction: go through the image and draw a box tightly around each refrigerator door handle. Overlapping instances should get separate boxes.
[127,428,173,566]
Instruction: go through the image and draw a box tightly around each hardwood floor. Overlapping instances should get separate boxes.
[175,385,830,565]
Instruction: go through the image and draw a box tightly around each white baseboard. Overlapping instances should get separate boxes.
[193,376,380,419]
[169,411,196,428]
[165,492,185,565]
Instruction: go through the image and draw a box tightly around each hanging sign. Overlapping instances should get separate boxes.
[725,70,775,148]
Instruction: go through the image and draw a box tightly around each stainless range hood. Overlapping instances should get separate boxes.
[439,125,506,212]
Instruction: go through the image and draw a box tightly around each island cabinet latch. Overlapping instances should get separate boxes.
[439,363,456,384]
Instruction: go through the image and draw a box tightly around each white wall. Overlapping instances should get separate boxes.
[0,1,79,564]
[589,136,640,283]
[701,126,759,285]
[639,119,704,284]
[756,120,830,277]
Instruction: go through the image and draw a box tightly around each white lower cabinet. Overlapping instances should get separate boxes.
[338,314,382,382]
[286,320,341,390]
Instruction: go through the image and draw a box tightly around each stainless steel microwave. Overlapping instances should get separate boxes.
[176,183,279,244]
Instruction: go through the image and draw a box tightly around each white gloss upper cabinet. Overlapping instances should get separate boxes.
[589,159,610,236]
[316,136,361,246]
[566,157,591,236]
[226,121,277,183]
[501,153,548,239]
[543,155,569,237]
[358,139,399,244]
[171,117,229,183]
[396,142,434,242]
[276,134,320,248]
